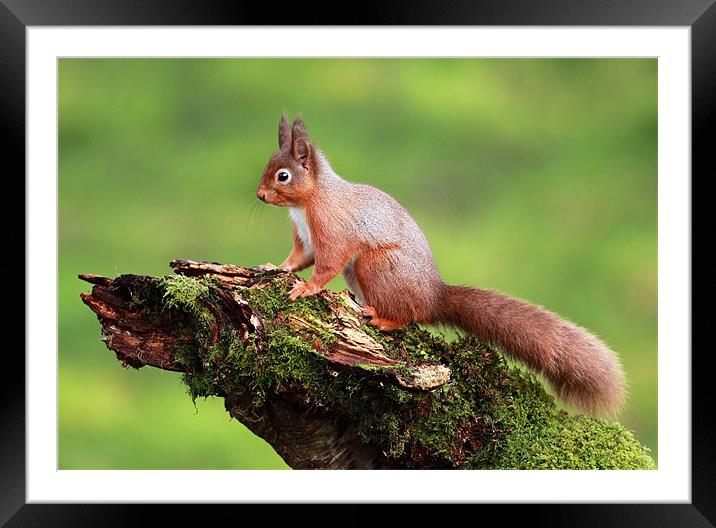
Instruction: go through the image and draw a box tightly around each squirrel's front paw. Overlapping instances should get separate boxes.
[278,261,296,272]
[288,281,321,300]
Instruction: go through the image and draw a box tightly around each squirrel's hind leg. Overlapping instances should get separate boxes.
[361,305,408,331]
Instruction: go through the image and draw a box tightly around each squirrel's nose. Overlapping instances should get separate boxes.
[257,190,266,202]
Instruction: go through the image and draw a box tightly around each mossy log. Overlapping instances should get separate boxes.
[79,259,655,470]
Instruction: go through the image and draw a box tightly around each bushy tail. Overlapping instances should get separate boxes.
[437,284,625,417]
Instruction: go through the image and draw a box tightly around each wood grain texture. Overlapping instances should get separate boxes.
[80,259,451,469]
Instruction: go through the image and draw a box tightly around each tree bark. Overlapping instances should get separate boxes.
[79,259,656,470]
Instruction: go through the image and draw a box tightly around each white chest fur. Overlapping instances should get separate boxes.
[289,207,313,255]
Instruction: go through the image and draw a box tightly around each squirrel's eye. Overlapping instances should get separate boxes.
[277,170,291,183]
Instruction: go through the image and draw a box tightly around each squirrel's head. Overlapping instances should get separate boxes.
[257,113,317,207]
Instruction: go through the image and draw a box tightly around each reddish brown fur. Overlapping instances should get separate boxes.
[257,114,626,417]
[433,285,625,416]
[354,245,429,325]
[279,225,314,272]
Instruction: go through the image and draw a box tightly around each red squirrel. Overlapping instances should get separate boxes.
[257,114,625,417]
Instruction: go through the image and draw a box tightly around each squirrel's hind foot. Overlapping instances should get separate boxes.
[361,305,407,331]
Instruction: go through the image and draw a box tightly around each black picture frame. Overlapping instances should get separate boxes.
[1,0,709,525]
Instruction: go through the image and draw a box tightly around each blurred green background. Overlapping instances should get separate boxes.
[59,58,657,469]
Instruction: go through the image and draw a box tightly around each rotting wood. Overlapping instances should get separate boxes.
[80,260,451,469]
[79,259,656,470]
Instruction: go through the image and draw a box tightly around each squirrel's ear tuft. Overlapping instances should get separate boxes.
[291,115,312,167]
[291,114,309,140]
[278,112,292,151]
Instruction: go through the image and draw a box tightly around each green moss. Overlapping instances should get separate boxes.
[152,275,220,400]
[492,414,656,470]
[136,275,655,469]
[242,278,330,320]
[158,275,212,325]
[475,368,656,470]
[242,282,291,318]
